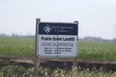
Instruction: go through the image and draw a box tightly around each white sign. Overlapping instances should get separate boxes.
[36,22,78,58]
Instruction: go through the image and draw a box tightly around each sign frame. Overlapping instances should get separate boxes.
[35,19,79,76]
[35,19,79,59]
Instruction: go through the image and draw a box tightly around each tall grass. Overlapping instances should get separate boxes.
[0,65,115,77]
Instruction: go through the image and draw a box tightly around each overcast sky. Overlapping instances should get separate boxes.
[0,0,116,39]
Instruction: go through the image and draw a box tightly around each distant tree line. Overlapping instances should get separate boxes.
[0,33,34,38]
[79,36,116,42]
[0,33,116,42]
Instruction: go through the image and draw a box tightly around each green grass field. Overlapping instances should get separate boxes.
[0,37,116,60]
[0,37,34,57]
[79,41,116,60]
[0,37,116,77]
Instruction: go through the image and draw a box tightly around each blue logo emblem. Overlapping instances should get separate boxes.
[43,24,52,34]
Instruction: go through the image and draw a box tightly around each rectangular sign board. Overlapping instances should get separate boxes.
[36,22,78,58]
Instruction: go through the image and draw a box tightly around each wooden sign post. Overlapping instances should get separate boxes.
[35,18,79,76]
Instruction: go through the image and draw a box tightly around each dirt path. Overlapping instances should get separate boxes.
[0,56,116,71]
